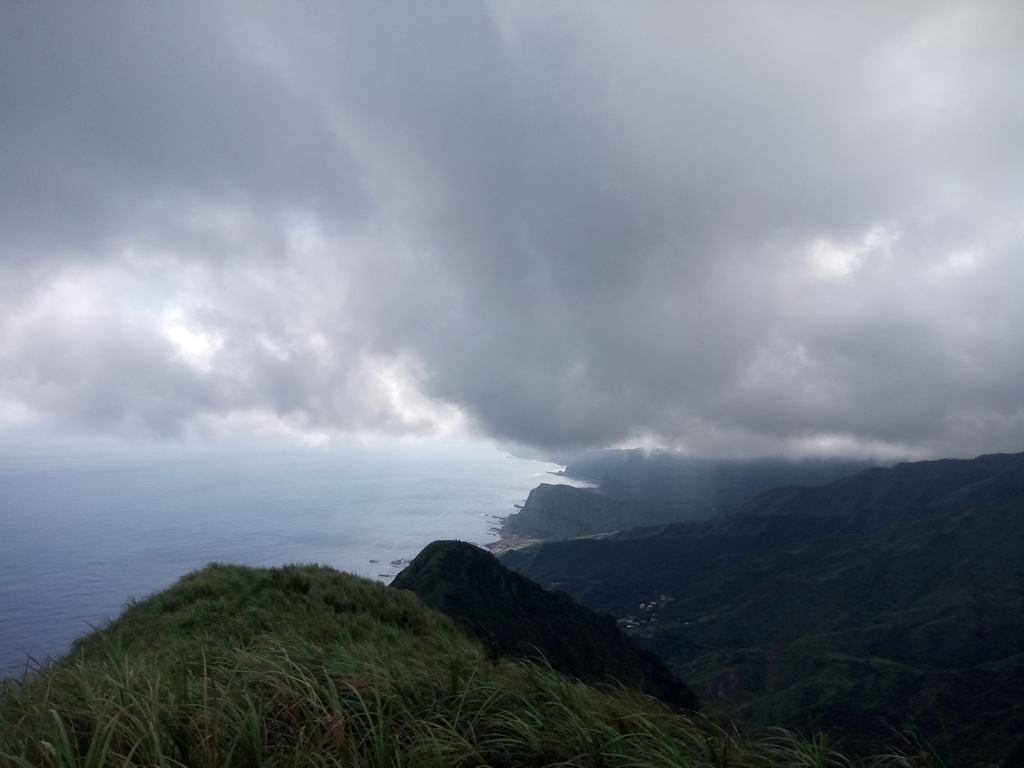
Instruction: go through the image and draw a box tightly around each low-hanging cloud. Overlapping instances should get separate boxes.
[1,1,1022,459]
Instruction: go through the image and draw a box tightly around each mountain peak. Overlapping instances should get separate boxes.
[392,540,698,710]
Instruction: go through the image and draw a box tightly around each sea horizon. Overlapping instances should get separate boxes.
[0,437,588,679]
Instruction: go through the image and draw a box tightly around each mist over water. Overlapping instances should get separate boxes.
[0,439,578,678]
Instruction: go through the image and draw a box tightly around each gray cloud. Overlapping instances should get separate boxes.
[1,1,1022,459]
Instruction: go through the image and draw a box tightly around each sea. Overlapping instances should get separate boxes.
[0,438,584,679]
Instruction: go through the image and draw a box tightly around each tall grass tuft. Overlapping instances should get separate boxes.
[0,564,943,767]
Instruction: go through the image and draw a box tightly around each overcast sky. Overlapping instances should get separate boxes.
[1,1,1022,460]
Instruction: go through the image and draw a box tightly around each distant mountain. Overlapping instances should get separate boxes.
[391,539,698,711]
[735,450,1024,524]
[563,449,872,505]
[501,452,1024,764]
[506,483,709,540]
[505,451,873,540]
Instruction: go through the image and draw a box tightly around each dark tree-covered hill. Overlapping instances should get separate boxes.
[391,540,698,711]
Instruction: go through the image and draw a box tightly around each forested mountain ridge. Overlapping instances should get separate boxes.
[501,452,1024,764]
[562,450,871,505]
[390,540,698,710]
[505,483,709,540]
[505,452,873,540]
[733,451,1024,523]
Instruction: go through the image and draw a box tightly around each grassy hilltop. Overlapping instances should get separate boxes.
[0,561,925,768]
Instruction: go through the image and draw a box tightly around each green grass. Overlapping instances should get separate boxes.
[0,563,942,767]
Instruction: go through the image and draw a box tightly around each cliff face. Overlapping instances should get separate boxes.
[391,539,699,711]
[505,453,873,541]
[505,483,700,540]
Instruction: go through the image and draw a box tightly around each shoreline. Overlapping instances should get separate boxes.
[485,514,545,555]
[485,469,590,555]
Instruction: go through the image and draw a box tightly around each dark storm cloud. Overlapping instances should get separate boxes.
[0,3,366,266]
[1,1,1022,458]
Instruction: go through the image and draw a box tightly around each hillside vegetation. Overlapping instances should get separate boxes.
[0,561,919,767]
[506,453,870,540]
[562,452,870,504]
[391,540,697,710]
[501,452,1024,765]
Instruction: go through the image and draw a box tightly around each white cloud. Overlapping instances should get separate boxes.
[0,1,1022,460]
[165,324,222,372]
[808,225,898,279]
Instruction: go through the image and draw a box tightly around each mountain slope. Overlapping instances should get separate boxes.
[501,452,1024,764]
[505,452,873,540]
[733,450,1024,526]
[563,450,871,505]
[505,483,707,540]
[391,539,698,710]
[1,562,880,768]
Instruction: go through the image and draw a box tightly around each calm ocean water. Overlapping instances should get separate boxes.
[0,439,581,679]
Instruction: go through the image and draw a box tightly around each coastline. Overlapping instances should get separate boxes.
[0,445,561,680]
[484,465,592,555]
[485,514,545,555]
